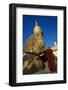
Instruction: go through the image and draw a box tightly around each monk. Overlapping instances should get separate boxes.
[45,47,57,73]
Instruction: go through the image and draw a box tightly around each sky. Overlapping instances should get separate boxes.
[23,15,57,48]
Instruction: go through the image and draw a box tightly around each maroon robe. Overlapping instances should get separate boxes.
[45,48,57,72]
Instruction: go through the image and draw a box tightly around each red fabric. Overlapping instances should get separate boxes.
[45,48,57,72]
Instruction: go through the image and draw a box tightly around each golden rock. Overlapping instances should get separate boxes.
[24,20,45,55]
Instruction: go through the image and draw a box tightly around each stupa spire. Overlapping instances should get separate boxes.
[35,16,38,26]
[36,19,38,26]
[34,17,42,33]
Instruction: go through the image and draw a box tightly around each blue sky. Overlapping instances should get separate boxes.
[23,15,57,48]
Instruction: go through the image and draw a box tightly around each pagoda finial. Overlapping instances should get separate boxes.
[35,17,38,26]
[34,17,42,33]
[36,19,38,26]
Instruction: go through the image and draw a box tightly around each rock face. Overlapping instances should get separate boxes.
[23,54,43,74]
[24,21,45,55]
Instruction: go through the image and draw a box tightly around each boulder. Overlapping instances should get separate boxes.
[24,21,45,55]
[23,54,43,75]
